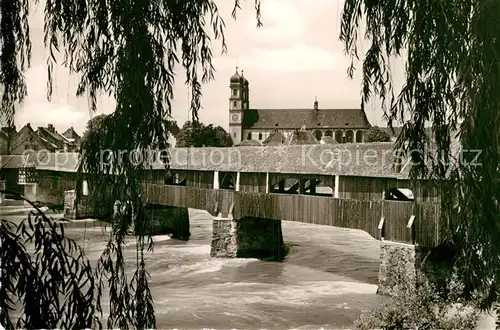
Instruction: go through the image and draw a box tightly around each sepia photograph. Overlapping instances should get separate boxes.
[0,0,498,329]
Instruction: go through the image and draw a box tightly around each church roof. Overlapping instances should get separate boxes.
[242,108,371,130]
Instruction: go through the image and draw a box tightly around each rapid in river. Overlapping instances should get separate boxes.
[2,204,385,329]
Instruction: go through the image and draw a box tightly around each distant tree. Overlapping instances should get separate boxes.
[365,127,391,143]
[80,114,109,149]
[81,114,180,150]
[175,121,233,147]
[167,120,180,138]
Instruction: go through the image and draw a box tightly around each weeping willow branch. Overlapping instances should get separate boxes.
[0,0,31,126]
[38,0,264,328]
[340,0,500,312]
[0,0,263,327]
[0,190,96,330]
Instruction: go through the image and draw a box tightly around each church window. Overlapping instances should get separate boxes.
[233,132,236,138]
[247,133,251,140]
[258,133,262,140]
[233,101,237,107]
[233,89,237,96]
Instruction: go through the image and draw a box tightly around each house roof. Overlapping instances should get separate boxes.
[0,153,37,169]
[62,127,81,140]
[379,126,434,139]
[262,130,286,146]
[236,139,262,146]
[242,108,371,130]
[321,136,338,144]
[0,126,16,140]
[36,143,409,179]
[9,124,58,152]
[37,127,69,145]
[285,129,319,145]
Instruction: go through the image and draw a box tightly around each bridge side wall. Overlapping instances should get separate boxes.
[210,217,286,260]
[338,176,441,202]
[338,176,397,200]
[239,172,267,193]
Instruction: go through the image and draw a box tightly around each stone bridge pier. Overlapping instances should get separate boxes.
[377,239,454,298]
[210,216,286,261]
[64,190,190,240]
[377,241,430,296]
[144,205,190,240]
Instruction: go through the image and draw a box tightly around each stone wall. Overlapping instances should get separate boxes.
[63,190,109,220]
[23,184,37,204]
[64,190,77,219]
[210,217,286,261]
[378,240,429,296]
[36,171,77,205]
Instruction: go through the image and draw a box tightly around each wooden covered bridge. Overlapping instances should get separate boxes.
[6,143,445,295]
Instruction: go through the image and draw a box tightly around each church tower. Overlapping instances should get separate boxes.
[228,67,249,144]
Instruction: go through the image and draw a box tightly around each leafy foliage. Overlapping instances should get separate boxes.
[80,114,109,149]
[175,121,233,147]
[81,115,180,149]
[0,0,30,127]
[365,126,391,143]
[0,191,96,330]
[0,0,263,328]
[355,269,479,330]
[340,0,500,318]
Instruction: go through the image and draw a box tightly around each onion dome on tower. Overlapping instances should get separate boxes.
[240,70,249,87]
[230,67,241,83]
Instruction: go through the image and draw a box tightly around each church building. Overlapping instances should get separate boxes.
[228,68,372,145]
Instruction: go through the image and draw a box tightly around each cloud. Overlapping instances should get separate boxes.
[6,0,397,133]
[245,0,304,48]
[15,103,88,132]
[242,43,347,72]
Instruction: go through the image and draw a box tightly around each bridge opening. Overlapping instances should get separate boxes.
[269,178,300,194]
[219,171,236,190]
[165,171,187,186]
[384,188,414,201]
[269,176,333,197]
[299,178,333,197]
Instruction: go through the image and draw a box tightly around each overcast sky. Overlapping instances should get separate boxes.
[14,0,405,135]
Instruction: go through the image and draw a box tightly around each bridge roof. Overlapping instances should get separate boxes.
[34,143,409,178]
[0,153,37,169]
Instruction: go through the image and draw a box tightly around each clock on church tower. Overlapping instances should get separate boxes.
[228,67,249,144]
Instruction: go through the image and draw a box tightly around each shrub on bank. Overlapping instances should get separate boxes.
[355,265,479,330]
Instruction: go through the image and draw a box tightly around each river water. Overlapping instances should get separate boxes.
[3,206,385,329]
